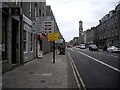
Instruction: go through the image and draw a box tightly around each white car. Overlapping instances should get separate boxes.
[80,44,86,49]
[107,46,120,53]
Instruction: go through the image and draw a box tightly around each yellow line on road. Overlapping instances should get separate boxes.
[68,52,86,90]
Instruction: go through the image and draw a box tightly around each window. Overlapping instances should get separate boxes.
[35,4,37,17]
[48,28,51,30]
[45,25,51,27]
[39,9,41,16]
[23,30,27,52]
[45,22,51,24]
[14,0,18,5]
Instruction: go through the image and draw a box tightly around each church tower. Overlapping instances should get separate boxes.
[79,20,83,36]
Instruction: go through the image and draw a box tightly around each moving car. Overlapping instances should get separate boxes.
[76,45,80,48]
[89,44,98,51]
[80,44,86,49]
[107,46,120,53]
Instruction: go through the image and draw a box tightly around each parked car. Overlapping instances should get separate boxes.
[76,45,80,48]
[103,46,107,51]
[89,44,98,51]
[67,45,72,48]
[107,46,120,53]
[80,44,86,49]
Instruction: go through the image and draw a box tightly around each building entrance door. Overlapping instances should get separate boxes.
[12,19,19,64]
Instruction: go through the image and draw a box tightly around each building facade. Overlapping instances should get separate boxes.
[0,1,2,76]
[98,3,120,48]
[22,2,35,62]
[1,1,64,72]
[2,2,22,72]
[79,2,120,49]
[72,37,79,46]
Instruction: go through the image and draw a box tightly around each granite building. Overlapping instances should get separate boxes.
[98,3,120,48]
[2,1,64,72]
[81,2,120,49]
[2,2,22,72]
[1,2,46,72]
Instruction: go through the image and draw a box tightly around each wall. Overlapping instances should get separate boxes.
[22,14,34,62]
[0,1,2,75]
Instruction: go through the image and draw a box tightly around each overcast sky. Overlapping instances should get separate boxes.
[46,0,119,42]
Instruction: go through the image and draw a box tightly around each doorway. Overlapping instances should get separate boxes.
[12,19,19,64]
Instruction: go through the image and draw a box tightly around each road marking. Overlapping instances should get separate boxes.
[92,52,97,54]
[99,52,119,58]
[76,51,120,73]
[110,55,119,58]
[68,52,86,90]
[99,52,104,55]
[70,48,73,51]
[68,52,81,89]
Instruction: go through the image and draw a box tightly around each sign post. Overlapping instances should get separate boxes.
[48,33,58,63]
[53,41,55,63]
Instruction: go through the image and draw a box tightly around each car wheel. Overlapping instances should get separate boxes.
[89,48,90,51]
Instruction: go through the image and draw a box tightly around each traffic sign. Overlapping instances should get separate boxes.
[48,33,58,41]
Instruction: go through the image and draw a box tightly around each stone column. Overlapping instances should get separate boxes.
[7,15,12,70]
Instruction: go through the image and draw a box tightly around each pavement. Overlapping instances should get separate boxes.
[2,51,69,89]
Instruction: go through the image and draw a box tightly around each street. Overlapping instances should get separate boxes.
[1,1,120,89]
[67,47,120,88]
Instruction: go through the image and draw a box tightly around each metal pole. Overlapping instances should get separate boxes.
[53,41,55,63]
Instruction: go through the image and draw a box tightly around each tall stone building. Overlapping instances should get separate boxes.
[1,1,64,72]
[80,2,120,49]
[79,20,83,37]
[77,20,84,45]
[2,2,22,72]
[1,1,47,72]
[98,2,120,48]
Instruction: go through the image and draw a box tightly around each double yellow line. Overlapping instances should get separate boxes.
[67,52,86,90]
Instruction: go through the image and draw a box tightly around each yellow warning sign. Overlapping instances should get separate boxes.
[48,33,58,41]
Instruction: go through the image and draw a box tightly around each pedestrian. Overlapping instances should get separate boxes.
[58,43,65,55]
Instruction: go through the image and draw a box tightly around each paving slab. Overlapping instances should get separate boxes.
[2,52,68,89]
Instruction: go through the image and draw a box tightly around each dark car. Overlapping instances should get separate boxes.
[103,46,107,51]
[67,45,72,48]
[89,44,98,51]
